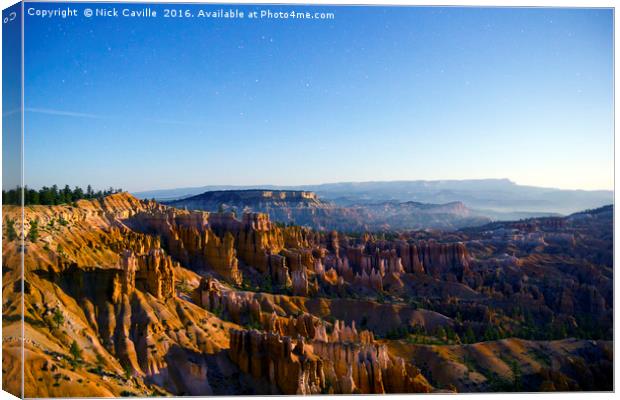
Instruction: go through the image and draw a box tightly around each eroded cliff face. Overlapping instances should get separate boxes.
[228,328,432,395]
[3,196,236,397]
[228,329,324,394]
[125,209,242,285]
[2,194,613,396]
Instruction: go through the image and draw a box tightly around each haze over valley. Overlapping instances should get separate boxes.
[136,179,613,230]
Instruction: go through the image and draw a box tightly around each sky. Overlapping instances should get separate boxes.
[19,3,614,192]
[2,2,22,191]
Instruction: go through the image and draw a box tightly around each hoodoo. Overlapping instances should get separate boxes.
[2,193,613,396]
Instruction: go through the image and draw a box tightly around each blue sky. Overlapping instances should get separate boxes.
[2,2,22,191]
[21,3,613,192]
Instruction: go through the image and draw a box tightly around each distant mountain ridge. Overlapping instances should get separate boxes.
[135,179,613,215]
[165,189,494,231]
[167,189,327,209]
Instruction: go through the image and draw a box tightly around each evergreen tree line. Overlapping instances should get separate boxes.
[2,185,123,205]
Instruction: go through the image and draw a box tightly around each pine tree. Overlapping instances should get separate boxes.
[73,186,84,200]
[123,363,132,379]
[52,308,64,328]
[40,186,54,205]
[510,360,523,391]
[5,218,17,241]
[95,354,105,374]
[435,326,447,341]
[28,189,39,205]
[23,186,30,205]
[63,185,72,202]
[483,325,500,341]
[445,325,457,342]
[28,219,39,242]
[463,326,476,344]
[69,340,82,361]
[51,185,59,205]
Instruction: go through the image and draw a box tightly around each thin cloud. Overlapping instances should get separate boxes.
[26,107,104,119]
[2,108,24,118]
[25,107,202,127]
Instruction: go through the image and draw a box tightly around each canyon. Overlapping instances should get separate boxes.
[2,193,613,396]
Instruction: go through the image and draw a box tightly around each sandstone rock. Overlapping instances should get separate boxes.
[291,268,309,296]
[128,209,242,285]
[229,329,324,394]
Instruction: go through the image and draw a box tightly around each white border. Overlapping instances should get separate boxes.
[0,1,616,400]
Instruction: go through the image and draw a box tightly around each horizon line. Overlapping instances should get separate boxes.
[129,178,614,194]
[4,178,614,193]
